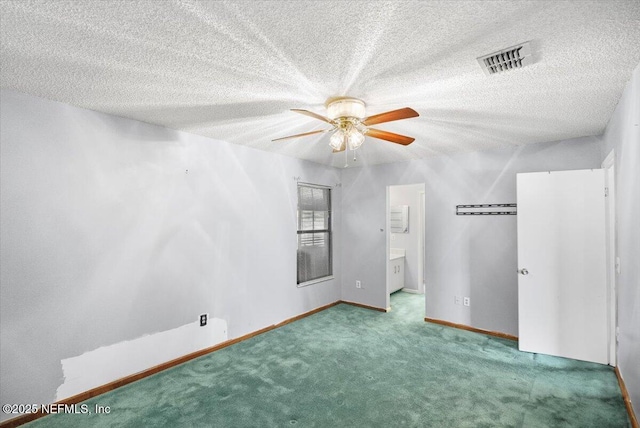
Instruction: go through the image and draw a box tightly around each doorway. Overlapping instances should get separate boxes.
[386,183,426,313]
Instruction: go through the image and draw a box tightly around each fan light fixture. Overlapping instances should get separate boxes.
[272,97,419,156]
[327,124,365,151]
[327,98,367,151]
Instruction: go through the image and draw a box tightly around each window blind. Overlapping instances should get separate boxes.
[297,184,332,284]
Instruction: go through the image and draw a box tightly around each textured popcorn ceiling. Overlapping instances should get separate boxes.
[1,1,639,167]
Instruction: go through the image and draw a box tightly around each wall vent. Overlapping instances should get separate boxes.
[477,42,532,75]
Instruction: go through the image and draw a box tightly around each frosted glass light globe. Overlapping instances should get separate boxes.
[329,131,345,150]
[348,129,365,150]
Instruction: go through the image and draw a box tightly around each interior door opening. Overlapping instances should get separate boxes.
[386,183,426,316]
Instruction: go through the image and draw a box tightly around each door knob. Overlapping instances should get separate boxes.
[518,268,529,275]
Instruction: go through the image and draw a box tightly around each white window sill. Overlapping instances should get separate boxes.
[297,276,334,288]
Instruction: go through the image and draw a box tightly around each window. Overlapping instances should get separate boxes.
[297,183,332,285]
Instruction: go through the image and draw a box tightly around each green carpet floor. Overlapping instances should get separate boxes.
[27,292,629,427]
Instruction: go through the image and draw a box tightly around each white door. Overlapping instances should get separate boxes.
[517,169,608,364]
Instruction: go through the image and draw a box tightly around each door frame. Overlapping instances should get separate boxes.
[602,150,617,366]
[385,185,390,310]
[418,190,425,294]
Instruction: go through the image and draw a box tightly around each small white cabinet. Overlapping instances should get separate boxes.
[388,256,405,293]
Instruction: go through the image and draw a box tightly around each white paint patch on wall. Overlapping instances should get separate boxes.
[55,318,227,401]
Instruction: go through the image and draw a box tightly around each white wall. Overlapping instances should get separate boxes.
[0,90,341,421]
[601,63,640,415]
[389,184,424,293]
[341,137,603,334]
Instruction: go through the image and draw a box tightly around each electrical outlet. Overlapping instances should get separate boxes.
[356,280,362,289]
[199,314,207,327]
[463,297,470,307]
[454,296,461,305]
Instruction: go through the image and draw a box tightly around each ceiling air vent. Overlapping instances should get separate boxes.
[477,42,532,75]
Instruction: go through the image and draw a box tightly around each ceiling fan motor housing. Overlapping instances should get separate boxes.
[326,97,366,120]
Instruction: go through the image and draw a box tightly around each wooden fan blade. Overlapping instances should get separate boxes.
[291,109,334,124]
[366,128,415,145]
[272,129,330,142]
[362,107,419,126]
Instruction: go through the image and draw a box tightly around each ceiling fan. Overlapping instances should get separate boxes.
[273,97,419,153]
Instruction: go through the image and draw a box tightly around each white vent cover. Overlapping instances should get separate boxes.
[477,42,532,75]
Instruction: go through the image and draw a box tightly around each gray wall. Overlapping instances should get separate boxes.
[341,138,603,334]
[0,90,341,420]
[601,63,640,414]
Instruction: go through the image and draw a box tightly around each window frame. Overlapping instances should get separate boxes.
[296,182,333,287]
